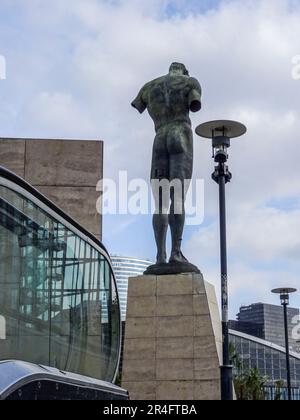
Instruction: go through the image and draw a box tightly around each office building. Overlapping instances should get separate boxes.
[230,303,300,352]
[111,256,153,322]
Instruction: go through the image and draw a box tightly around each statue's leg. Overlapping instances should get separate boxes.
[168,182,188,263]
[152,193,168,264]
[151,131,169,265]
[167,123,193,264]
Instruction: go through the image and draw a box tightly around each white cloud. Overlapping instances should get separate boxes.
[201,261,300,315]
[185,201,300,316]
[187,204,300,265]
[1,0,300,312]
[18,92,95,138]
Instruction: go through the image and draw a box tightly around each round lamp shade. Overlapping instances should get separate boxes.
[271,288,297,295]
[195,120,247,139]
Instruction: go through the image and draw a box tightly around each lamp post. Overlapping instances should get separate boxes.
[195,120,247,401]
[271,287,297,401]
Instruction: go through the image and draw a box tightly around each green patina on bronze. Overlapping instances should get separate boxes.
[132,63,202,275]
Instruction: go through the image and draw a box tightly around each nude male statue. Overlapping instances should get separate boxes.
[132,63,202,274]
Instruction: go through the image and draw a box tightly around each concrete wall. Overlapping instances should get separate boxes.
[0,138,103,240]
[122,273,222,400]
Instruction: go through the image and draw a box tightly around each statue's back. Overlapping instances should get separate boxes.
[146,74,192,130]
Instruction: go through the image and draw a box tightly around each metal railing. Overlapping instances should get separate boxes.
[263,386,300,401]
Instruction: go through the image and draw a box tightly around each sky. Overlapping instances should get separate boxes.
[0,0,300,317]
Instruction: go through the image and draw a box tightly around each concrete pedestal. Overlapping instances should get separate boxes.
[122,273,222,400]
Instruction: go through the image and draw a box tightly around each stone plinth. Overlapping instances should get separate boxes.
[122,273,222,401]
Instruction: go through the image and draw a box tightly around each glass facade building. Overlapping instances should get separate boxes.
[230,303,300,352]
[111,256,153,321]
[230,330,300,388]
[0,167,121,383]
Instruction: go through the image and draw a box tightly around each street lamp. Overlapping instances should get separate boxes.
[271,287,297,401]
[195,120,247,401]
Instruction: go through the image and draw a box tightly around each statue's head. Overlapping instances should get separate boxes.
[169,62,189,76]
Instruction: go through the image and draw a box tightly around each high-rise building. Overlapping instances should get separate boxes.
[111,256,153,321]
[230,303,300,352]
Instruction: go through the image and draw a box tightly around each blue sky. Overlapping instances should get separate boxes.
[1,0,300,317]
[163,0,221,17]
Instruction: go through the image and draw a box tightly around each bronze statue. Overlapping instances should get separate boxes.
[132,63,202,275]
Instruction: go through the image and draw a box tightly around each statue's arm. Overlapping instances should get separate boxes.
[131,86,147,114]
[188,77,202,113]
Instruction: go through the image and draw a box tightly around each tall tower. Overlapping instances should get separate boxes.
[111,256,153,321]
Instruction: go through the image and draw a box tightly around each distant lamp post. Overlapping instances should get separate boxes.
[271,287,297,401]
[196,120,247,401]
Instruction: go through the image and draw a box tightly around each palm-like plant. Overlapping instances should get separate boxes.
[230,344,268,400]
[245,368,268,400]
